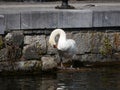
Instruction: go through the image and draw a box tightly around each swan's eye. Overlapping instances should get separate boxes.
[53,45,57,48]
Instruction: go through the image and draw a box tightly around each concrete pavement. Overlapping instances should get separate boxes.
[0,2,120,34]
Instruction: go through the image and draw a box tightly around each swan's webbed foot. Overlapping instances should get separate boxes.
[66,65,76,70]
[60,62,66,69]
[58,62,66,69]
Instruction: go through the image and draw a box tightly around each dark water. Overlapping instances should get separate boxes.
[0,67,120,90]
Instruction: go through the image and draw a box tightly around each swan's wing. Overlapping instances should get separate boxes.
[66,39,77,54]
[57,39,77,53]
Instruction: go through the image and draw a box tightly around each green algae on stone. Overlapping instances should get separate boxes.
[0,36,3,49]
[99,36,113,56]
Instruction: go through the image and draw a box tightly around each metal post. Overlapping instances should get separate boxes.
[55,0,75,9]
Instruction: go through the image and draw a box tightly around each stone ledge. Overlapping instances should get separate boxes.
[0,3,120,34]
[0,59,57,75]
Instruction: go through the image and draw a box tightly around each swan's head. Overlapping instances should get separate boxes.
[49,29,64,48]
[49,38,57,48]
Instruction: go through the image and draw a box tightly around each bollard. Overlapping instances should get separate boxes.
[55,0,75,9]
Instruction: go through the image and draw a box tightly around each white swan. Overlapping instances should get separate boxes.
[49,29,77,68]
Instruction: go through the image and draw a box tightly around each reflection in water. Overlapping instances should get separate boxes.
[0,67,120,90]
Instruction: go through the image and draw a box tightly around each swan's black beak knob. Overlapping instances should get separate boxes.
[53,45,57,48]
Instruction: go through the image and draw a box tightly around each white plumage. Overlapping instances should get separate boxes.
[49,29,77,68]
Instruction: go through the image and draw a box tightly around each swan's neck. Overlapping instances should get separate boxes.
[59,30,66,40]
[57,30,67,50]
[50,29,66,44]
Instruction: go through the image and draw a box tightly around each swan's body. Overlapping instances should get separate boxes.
[49,29,77,68]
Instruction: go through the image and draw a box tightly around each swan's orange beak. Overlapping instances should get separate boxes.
[53,45,57,48]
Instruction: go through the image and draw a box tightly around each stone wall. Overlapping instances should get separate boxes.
[22,29,120,62]
[0,29,120,73]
